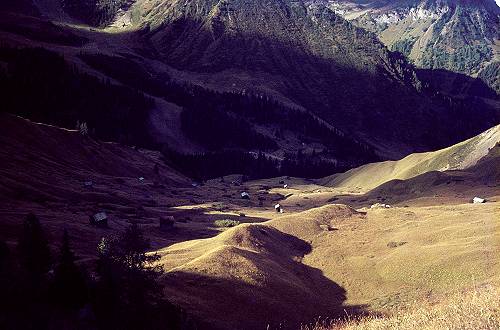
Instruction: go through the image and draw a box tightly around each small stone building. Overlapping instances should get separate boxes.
[90,212,108,227]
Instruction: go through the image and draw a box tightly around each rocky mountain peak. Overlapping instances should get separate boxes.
[313,0,499,91]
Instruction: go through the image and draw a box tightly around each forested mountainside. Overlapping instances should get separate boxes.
[0,0,498,179]
[316,0,500,93]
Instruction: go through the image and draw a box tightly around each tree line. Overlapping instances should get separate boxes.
[162,147,355,182]
[79,53,379,162]
[0,47,379,182]
[0,46,155,147]
[0,214,193,330]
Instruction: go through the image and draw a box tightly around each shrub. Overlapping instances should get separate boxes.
[387,241,407,248]
[213,219,240,228]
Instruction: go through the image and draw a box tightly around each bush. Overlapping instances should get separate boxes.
[213,220,240,228]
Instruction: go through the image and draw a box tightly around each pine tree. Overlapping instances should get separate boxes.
[93,223,168,329]
[15,213,52,329]
[115,222,160,272]
[18,213,51,281]
[51,230,87,310]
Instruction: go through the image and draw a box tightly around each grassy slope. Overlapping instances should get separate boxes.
[153,125,500,329]
[156,205,363,329]
[308,285,500,330]
[0,107,499,330]
[320,124,500,192]
[299,202,500,309]
[155,197,499,328]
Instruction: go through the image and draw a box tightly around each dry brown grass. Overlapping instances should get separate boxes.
[306,286,500,330]
[2,115,499,329]
[320,124,500,192]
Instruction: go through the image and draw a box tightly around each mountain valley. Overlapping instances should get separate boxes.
[315,0,500,92]
[0,1,499,329]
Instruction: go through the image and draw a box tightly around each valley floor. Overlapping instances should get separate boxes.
[0,115,499,329]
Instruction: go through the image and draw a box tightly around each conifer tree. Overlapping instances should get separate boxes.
[52,229,87,310]
[93,223,168,329]
[18,213,51,281]
[16,213,52,329]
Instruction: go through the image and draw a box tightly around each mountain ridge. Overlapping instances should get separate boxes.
[316,0,500,92]
[320,123,500,191]
[0,0,498,164]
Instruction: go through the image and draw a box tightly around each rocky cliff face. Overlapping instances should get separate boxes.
[316,0,499,92]
[138,0,497,153]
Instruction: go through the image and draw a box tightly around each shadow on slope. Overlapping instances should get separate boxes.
[0,8,498,160]
[417,68,499,99]
[159,222,367,329]
[148,15,499,156]
[321,124,500,192]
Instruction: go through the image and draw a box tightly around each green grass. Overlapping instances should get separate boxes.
[213,219,240,228]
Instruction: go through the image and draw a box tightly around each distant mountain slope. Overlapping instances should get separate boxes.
[321,123,500,191]
[317,0,500,92]
[0,0,498,164]
[129,0,498,157]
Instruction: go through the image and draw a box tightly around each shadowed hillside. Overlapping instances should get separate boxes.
[0,2,499,329]
[318,0,500,93]
[321,124,500,191]
[143,1,498,156]
[1,0,496,161]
